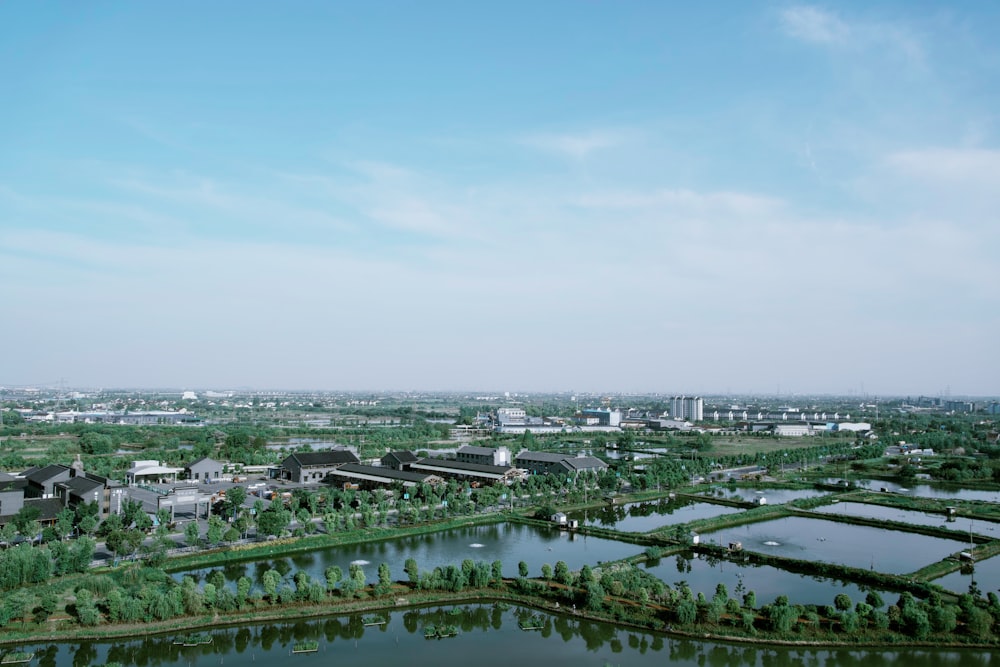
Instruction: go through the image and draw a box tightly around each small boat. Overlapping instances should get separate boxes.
[292,641,319,654]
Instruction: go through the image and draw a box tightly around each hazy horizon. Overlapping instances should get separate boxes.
[2,384,992,402]
[2,3,997,396]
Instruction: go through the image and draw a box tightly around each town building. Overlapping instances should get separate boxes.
[22,464,73,499]
[279,450,361,484]
[671,396,704,422]
[514,451,608,476]
[126,460,184,485]
[324,463,443,491]
[185,457,225,482]
[455,445,511,467]
[381,450,419,471]
[579,409,621,427]
[409,458,522,485]
[496,408,527,426]
[0,472,27,517]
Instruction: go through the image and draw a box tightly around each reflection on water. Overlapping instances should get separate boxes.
[643,551,890,607]
[813,501,1000,536]
[702,516,966,574]
[566,497,742,532]
[15,604,995,667]
[702,486,827,504]
[178,522,643,589]
[933,553,1000,595]
[833,480,1000,503]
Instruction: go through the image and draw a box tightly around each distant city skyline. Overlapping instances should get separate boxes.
[1,3,997,395]
[1,384,992,402]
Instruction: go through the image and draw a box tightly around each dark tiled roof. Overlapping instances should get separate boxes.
[24,497,65,522]
[383,451,418,463]
[288,451,359,467]
[24,464,71,484]
[59,476,104,494]
[0,476,27,493]
[457,445,498,456]
[412,458,513,475]
[515,451,569,463]
[186,457,222,469]
[562,456,608,471]
[333,464,440,484]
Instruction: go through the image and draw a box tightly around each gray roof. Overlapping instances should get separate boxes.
[457,445,498,456]
[24,498,65,522]
[186,457,222,469]
[24,464,71,484]
[412,458,513,475]
[383,450,418,463]
[0,475,26,493]
[515,451,570,463]
[286,451,360,467]
[562,456,608,471]
[332,464,440,484]
[59,476,104,494]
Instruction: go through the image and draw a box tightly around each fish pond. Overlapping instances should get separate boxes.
[12,604,996,667]
[932,554,1000,596]
[700,516,967,574]
[835,480,1000,503]
[177,522,643,588]
[642,550,889,607]
[565,497,742,533]
[812,501,999,537]
[701,486,827,504]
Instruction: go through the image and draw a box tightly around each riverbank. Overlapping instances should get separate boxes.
[2,581,998,651]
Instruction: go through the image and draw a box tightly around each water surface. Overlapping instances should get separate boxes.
[565,498,742,533]
[13,604,995,667]
[701,516,966,574]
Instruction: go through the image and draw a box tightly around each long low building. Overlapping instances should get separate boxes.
[325,464,443,490]
[409,458,524,485]
[279,451,361,484]
[514,451,608,476]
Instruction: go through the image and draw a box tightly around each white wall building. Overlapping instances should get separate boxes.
[671,396,704,422]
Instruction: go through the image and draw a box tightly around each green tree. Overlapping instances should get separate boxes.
[676,599,697,625]
[262,570,280,602]
[237,576,252,606]
[225,486,247,520]
[377,563,392,595]
[834,593,853,612]
[206,515,226,545]
[554,560,572,586]
[184,521,200,546]
[73,588,101,626]
[349,563,366,598]
[404,558,419,584]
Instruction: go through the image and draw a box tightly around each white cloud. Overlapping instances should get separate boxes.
[780,6,851,45]
[779,5,923,64]
[3,137,997,392]
[520,129,632,160]
[885,148,1000,190]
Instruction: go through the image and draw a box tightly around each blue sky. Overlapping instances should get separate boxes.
[1,2,997,396]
